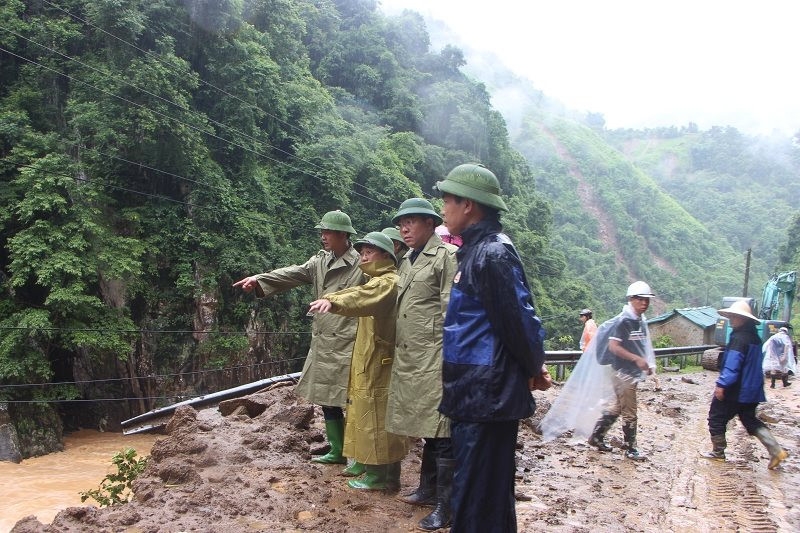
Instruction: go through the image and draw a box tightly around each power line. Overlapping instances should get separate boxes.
[0,45,398,210]
[0,357,307,389]
[3,157,303,231]
[0,326,311,335]
[4,9,403,207]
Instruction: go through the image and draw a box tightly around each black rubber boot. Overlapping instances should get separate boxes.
[417,457,453,531]
[623,422,645,461]
[782,373,791,387]
[588,414,617,452]
[700,434,726,461]
[385,461,401,493]
[398,443,437,506]
[771,374,777,388]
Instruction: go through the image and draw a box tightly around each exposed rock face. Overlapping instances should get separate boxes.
[0,403,22,463]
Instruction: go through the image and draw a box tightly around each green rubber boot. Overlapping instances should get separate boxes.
[341,460,366,477]
[348,464,389,490]
[312,419,347,464]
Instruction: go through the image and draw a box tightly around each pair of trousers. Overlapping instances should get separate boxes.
[707,397,764,436]
[450,419,519,533]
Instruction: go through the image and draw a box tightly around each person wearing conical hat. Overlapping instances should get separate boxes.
[700,300,788,469]
[233,210,363,466]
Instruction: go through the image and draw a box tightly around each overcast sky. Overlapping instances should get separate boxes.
[380,0,799,136]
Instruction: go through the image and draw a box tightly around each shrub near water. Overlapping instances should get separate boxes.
[80,448,148,507]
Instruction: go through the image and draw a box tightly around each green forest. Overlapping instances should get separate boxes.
[1,0,798,455]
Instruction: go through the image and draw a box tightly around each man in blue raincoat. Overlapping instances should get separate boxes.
[436,163,551,533]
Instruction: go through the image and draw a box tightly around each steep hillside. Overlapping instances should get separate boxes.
[606,126,800,277]
[514,115,745,318]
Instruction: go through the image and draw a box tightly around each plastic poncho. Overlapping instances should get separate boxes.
[539,304,656,442]
[762,331,796,374]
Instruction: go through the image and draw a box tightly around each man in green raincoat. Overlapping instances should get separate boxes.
[233,210,363,465]
[389,198,458,531]
[308,232,408,490]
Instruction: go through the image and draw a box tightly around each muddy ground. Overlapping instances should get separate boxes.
[11,370,800,532]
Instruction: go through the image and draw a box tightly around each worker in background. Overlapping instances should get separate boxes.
[381,227,409,260]
[587,281,656,461]
[389,198,458,531]
[308,231,408,490]
[579,308,598,351]
[437,163,551,533]
[763,326,795,388]
[700,301,788,469]
[233,210,363,465]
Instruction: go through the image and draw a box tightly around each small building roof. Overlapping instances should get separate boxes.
[648,306,719,329]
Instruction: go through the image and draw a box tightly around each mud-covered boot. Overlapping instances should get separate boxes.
[398,444,436,505]
[699,434,726,461]
[418,458,453,531]
[312,419,347,464]
[341,460,365,477]
[754,426,789,469]
[622,422,646,461]
[782,373,791,387]
[348,464,388,490]
[588,414,616,452]
[770,374,777,388]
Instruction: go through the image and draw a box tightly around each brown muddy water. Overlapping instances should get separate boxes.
[0,429,158,532]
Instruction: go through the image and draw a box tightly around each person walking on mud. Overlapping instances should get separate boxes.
[307,232,408,490]
[437,163,551,533]
[233,210,363,465]
[388,198,458,531]
[587,281,656,461]
[763,326,795,388]
[700,301,789,469]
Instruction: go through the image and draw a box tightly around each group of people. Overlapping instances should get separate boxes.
[560,290,792,470]
[234,163,550,533]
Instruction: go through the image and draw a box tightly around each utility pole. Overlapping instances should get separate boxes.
[742,248,751,297]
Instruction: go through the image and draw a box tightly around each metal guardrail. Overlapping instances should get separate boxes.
[122,345,719,434]
[546,345,717,380]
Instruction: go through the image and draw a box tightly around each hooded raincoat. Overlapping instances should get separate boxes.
[387,233,458,438]
[254,247,363,408]
[762,330,796,374]
[326,259,408,465]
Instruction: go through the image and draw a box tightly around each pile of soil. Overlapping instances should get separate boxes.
[11,372,800,532]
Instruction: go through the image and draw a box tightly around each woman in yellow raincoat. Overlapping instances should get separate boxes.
[308,231,408,490]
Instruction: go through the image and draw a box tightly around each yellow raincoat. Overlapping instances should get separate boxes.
[387,233,457,438]
[326,259,408,465]
[254,246,363,407]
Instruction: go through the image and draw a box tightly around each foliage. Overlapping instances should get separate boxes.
[652,335,674,349]
[80,448,148,507]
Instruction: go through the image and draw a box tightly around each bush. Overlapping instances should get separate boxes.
[80,448,148,507]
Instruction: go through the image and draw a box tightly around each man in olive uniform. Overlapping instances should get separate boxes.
[233,210,363,464]
[381,227,409,261]
[388,198,458,531]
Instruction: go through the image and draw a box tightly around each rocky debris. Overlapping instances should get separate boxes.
[11,372,800,532]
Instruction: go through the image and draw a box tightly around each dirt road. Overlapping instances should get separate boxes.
[12,371,799,532]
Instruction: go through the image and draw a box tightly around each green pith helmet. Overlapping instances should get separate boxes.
[391,198,443,225]
[354,231,397,264]
[435,163,508,212]
[381,227,403,243]
[314,210,357,234]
